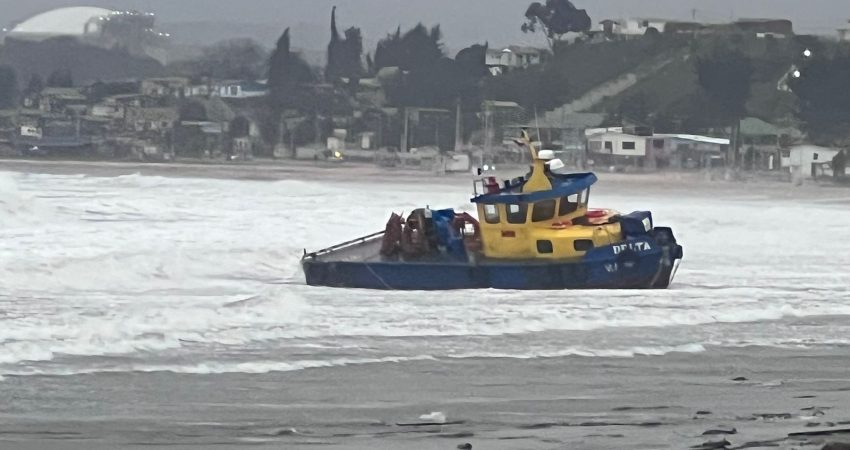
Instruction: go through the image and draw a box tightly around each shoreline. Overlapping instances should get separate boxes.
[4,157,850,202]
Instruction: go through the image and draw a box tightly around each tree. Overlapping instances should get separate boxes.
[326,7,365,83]
[0,65,18,109]
[24,74,44,97]
[788,52,850,145]
[46,67,74,87]
[267,28,315,110]
[522,0,591,50]
[695,46,753,167]
[374,24,444,71]
[178,100,207,121]
[189,39,268,80]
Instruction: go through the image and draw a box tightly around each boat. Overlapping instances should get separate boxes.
[301,130,683,290]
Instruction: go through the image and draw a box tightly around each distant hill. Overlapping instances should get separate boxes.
[162,20,360,67]
[590,35,799,125]
[0,36,165,86]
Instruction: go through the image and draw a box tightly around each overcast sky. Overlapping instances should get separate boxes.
[3,0,848,50]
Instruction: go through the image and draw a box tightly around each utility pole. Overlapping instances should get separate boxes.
[401,107,409,152]
[454,99,463,151]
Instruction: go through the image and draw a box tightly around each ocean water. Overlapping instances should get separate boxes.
[1,170,850,380]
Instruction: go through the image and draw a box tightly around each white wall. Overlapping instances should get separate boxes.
[788,145,839,178]
[588,132,647,156]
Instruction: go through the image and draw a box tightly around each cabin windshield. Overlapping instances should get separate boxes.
[532,199,557,222]
[506,203,528,224]
[559,193,580,216]
[483,204,500,224]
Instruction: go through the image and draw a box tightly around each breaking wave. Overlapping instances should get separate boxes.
[3,171,850,376]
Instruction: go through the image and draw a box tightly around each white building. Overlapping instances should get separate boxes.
[215,81,268,99]
[839,21,850,42]
[785,145,841,178]
[586,129,729,169]
[601,18,670,36]
[485,46,547,75]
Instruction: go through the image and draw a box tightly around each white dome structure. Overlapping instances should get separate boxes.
[10,7,115,37]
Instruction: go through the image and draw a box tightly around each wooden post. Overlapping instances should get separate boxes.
[454,99,462,151]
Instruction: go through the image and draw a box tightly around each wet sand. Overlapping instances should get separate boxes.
[2,345,850,449]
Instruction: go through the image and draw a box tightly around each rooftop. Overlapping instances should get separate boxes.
[10,7,114,36]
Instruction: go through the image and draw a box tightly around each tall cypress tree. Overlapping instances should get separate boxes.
[0,65,18,109]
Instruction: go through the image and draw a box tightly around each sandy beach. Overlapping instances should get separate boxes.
[2,158,850,450]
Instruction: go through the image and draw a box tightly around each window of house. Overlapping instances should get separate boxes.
[559,194,579,216]
[483,204,500,224]
[506,203,528,224]
[622,141,636,150]
[813,153,819,160]
[604,141,613,150]
[589,141,602,151]
[532,199,557,222]
[230,86,238,96]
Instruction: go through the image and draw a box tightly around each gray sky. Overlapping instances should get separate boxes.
[3,0,848,51]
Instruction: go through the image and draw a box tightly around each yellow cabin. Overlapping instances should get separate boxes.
[471,132,624,260]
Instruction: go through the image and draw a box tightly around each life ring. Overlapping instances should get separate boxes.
[586,209,608,219]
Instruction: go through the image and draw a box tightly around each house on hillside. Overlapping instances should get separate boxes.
[504,112,605,166]
[586,128,729,169]
[215,81,268,99]
[784,145,846,179]
[839,21,850,42]
[141,77,190,99]
[125,107,178,133]
[38,87,88,114]
[739,117,801,171]
[485,46,548,75]
[732,19,794,38]
[605,18,672,36]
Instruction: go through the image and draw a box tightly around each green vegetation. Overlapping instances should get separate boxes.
[789,48,850,145]
[522,0,591,50]
[0,65,17,109]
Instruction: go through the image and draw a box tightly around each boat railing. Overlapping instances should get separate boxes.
[303,231,385,260]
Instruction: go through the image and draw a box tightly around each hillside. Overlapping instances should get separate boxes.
[0,37,165,86]
[590,35,801,127]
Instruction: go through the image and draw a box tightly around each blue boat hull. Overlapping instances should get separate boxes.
[302,228,683,291]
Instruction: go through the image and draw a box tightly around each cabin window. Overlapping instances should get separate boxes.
[506,203,528,224]
[537,240,554,254]
[574,240,594,251]
[532,200,557,222]
[622,141,636,150]
[558,194,579,216]
[604,141,613,150]
[483,204,500,224]
[582,189,591,208]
